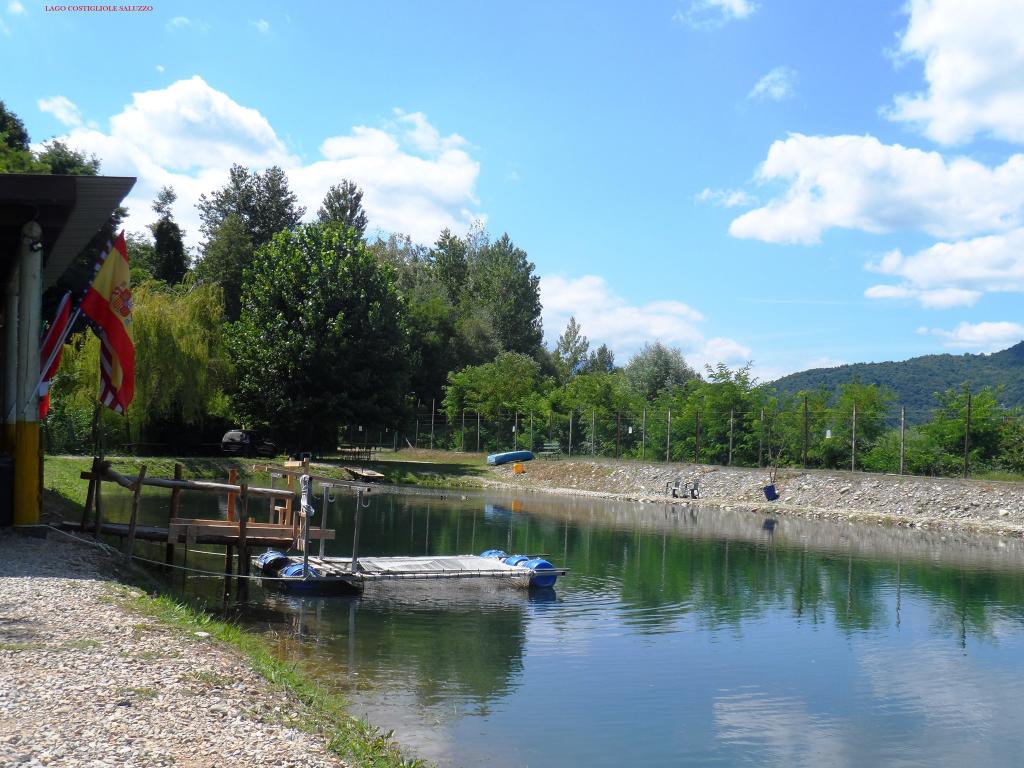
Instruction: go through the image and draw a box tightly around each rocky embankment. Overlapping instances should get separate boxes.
[0,530,348,768]
[488,459,1024,537]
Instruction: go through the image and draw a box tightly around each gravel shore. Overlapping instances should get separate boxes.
[0,529,349,768]
[488,458,1024,537]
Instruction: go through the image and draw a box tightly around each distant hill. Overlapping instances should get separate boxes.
[771,341,1024,421]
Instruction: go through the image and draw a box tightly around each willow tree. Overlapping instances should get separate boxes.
[228,222,410,451]
[47,280,232,452]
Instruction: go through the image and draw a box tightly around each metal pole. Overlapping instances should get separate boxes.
[350,488,364,572]
[802,394,809,468]
[899,406,905,475]
[430,399,435,449]
[851,403,857,472]
[13,221,42,524]
[461,409,466,452]
[592,409,597,455]
[616,412,620,459]
[666,408,672,462]
[728,408,734,466]
[514,410,519,450]
[694,411,701,464]
[568,410,573,458]
[477,411,481,452]
[641,408,646,462]
[530,412,534,450]
[414,417,419,448]
[963,391,972,477]
[759,408,765,468]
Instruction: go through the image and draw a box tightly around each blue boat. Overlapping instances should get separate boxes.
[487,450,534,466]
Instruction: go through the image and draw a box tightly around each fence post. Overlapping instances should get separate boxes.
[666,408,672,462]
[616,412,621,459]
[514,411,519,450]
[530,412,534,450]
[568,410,573,458]
[415,417,420,449]
[477,411,481,452]
[803,394,809,468]
[964,391,972,477]
[592,409,597,455]
[759,408,765,468]
[899,406,905,475]
[430,399,435,449]
[851,403,857,472]
[462,409,466,452]
[728,409,734,466]
[694,411,701,464]
[641,408,647,462]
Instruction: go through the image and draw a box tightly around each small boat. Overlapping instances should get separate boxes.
[344,466,385,482]
[486,450,534,466]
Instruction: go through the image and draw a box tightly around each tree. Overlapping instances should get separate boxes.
[150,186,188,284]
[194,214,253,322]
[36,140,101,175]
[555,316,589,383]
[468,233,543,355]
[624,342,697,400]
[583,343,617,374]
[195,164,305,280]
[0,100,30,150]
[0,101,46,172]
[317,179,368,237]
[443,352,543,419]
[429,228,469,305]
[228,223,410,450]
[126,231,158,283]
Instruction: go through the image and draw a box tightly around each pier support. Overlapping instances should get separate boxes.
[13,222,42,526]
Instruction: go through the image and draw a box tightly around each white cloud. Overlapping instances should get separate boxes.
[45,77,483,248]
[155,64,165,73]
[696,187,755,208]
[540,274,751,369]
[729,133,1024,244]
[923,321,1024,351]
[866,227,1024,306]
[166,16,208,33]
[250,18,270,34]
[887,0,1024,145]
[38,95,82,127]
[748,66,797,101]
[673,0,756,27]
[8,0,25,14]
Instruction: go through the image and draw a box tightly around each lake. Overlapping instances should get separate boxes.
[103,485,1024,767]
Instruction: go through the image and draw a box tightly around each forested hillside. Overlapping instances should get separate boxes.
[773,342,1024,420]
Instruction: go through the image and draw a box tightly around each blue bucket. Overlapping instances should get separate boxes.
[280,562,320,579]
[504,554,530,567]
[523,557,558,588]
[480,549,508,559]
[255,550,291,575]
[763,484,778,501]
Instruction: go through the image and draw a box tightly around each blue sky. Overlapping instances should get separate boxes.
[3,0,1023,380]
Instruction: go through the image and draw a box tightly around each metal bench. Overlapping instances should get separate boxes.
[666,477,700,499]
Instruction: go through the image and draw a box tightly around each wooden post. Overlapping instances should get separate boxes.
[226,468,237,522]
[223,544,233,597]
[167,463,182,565]
[125,465,147,558]
[963,391,972,478]
[92,459,104,537]
[238,484,249,577]
[899,406,906,476]
[81,456,98,530]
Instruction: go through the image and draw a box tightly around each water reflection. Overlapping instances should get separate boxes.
[98,486,1024,767]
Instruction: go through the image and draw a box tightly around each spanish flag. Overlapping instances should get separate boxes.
[80,231,134,413]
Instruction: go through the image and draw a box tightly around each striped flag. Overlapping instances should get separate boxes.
[38,291,72,419]
[80,231,135,413]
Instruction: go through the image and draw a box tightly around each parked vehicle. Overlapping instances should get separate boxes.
[220,429,276,457]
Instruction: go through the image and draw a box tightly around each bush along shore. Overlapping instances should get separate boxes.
[487,458,1024,537]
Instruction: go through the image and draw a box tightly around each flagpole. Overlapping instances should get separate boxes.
[6,301,79,424]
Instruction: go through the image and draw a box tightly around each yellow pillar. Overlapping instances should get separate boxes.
[13,221,41,526]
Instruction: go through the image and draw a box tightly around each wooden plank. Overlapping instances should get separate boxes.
[125,465,147,557]
[81,469,286,500]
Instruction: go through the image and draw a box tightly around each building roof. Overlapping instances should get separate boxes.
[0,173,136,289]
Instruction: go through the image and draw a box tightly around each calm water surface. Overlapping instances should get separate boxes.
[106,486,1024,767]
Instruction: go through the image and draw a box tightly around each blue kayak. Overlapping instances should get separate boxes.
[487,450,535,466]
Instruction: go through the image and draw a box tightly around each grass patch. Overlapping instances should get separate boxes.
[128,686,160,699]
[117,587,424,767]
[0,641,44,652]
[61,638,101,651]
[190,669,231,688]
